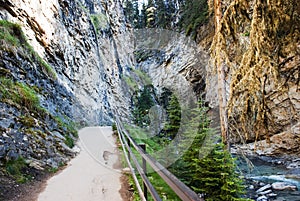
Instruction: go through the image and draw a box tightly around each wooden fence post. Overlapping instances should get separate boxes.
[140,144,147,200]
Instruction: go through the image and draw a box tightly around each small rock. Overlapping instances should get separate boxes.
[46,158,58,168]
[259,182,266,187]
[256,184,272,193]
[287,161,300,169]
[290,191,300,195]
[248,185,255,190]
[272,182,297,191]
[28,160,45,170]
[258,189,272,195]
[267,193,277,197]
[72,145,80,153]
[122,167,131,174]
[7,149,19,160]
[256,195,268,201]
[52,131,66,141]
[0,145,7,158]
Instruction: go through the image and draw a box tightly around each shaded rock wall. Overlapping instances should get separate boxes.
[0,0,134,176]
[0,0,134,125]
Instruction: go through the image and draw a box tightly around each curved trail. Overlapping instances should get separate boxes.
[38,127,123,201]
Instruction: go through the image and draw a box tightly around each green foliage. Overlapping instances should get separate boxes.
[0,77,40,111]
[133,69,152,85]
[48,167,58,173]
[54,115,78,148]
[90,13,108,34]
[165,100,248,200]
[19,115,36,127]
[124,125,181,200]
[0,20,21,46]
[127,96,249,200]
[5,157,26,176]
[123,76,139,91]
[5,157,31,183]
[112,123,117,131]
[132,85,155,127]
[54,115,78,138]
[123,0,141,28]
[178,0,209,39]
[0,20,56,79]
[64,135,75,148]
[188,143,248,201]
[124,124,164,153]
[163,94,181,140]
[122,0,207,32]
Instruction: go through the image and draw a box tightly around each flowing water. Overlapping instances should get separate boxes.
[235,155,300,201]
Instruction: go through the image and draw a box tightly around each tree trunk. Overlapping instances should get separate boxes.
[214,0,229,147]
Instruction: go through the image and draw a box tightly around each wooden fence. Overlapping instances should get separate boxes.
[115,118,204,201]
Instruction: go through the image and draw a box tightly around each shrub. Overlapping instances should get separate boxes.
[112,123,117,131]
[90,13,108,35]
[5,157,30,183]
[0,77,40,111]
[64,135,75,148]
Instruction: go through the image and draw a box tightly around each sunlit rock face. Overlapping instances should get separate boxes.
[0,0,134,125]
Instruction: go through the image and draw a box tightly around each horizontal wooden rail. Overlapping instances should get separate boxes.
[117,122,162,201]
[116,121,147,201]
[116,117,204,201]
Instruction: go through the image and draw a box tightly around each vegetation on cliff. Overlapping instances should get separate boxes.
[0,20,56,79]
[123,0,209,37]
[0,20,78,199]
[211,0,300,142]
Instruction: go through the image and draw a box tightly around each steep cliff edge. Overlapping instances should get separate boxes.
[0,0,134,199]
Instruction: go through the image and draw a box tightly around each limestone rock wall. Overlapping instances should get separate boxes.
[0,0,133,125]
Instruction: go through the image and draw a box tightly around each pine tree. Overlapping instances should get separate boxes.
[132,85,155,127]
[170,100,249,201]
[164,94,181,140]
[189,143,248,201]
[178,0,208,37]
[123,0,140,28]
[156,0,168,28]
[138,3,147,28]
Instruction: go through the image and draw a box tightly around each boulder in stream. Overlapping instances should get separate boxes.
[272,182,297,191]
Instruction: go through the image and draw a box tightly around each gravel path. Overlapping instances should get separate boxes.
[38,127,123,201]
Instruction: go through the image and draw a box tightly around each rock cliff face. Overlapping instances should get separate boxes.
[206,0,300,156]
[0,0,134,195]
[134,29,208,100]
[0,0,299,191]
[0,0,134,125]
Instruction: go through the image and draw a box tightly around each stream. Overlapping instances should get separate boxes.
[236,155,300,201]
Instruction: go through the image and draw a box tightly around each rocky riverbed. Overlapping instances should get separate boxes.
[236,155,300,201]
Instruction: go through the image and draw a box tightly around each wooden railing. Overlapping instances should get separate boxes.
[115,117,204,201]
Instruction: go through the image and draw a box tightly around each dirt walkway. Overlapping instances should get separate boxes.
[38,127,123,201]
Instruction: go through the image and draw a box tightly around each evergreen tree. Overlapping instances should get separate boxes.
[123,0,140,28]
[159,87,172,108]
[132,85,155,127]
[170,100,248,201]
[188,143,248,201]
[138,3,147,28]
[164,94,181,140]
[156,0,168,28]
[178,0,209,38]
